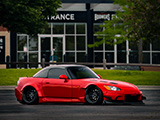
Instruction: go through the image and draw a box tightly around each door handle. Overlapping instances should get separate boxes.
[46,82,50,84]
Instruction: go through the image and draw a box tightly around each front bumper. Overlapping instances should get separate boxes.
[103,90,146,104]
[15,87,22,101]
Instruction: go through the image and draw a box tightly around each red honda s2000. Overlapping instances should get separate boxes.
[15,65,146,105]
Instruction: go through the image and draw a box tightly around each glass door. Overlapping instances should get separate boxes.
[41,37,51,63]
[38,35,64,67]
[51,37,63,62]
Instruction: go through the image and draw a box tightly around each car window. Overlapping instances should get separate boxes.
[48,68,67,79]
[33,69,49,78]
[67,67,99,79]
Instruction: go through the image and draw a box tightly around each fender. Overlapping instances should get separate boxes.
[81,82,104,91]
[21,82,44,97]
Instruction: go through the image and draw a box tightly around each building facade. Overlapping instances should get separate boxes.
[0,26,10,68]
[1,0,160,68]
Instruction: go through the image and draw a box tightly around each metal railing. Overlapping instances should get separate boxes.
[1,61,160,71]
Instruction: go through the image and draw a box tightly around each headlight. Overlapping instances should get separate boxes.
[104,85,121,91]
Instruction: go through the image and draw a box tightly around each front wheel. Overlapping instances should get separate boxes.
[22,87,38,104]
[85,86,103,105]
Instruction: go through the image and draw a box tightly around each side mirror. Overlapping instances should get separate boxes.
[98,74,102,79]
[59,75,69,82]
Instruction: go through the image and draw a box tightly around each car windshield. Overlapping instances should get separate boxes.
[67,67,99,79]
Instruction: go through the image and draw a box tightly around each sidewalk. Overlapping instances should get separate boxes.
[0,85,160,90]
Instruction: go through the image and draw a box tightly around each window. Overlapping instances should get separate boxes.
[129,41,138,63]
[34,69,49,78]
[29,53,38,67]
[66,36,75,50]
[17,23,87,66]
[29,36,38,51]
[76,24,85,34]
[66,23,74,34]
[48,68,67,78]
[93,23,114,63]
[152,39,160,51]
[42,23,51,34]
[64,23,87,62]
[152,53,160,64]
[17,34,38,68]
[67,67,99,79]
[53,23,64,34]
[17,36,27,51]
[117,42,126,63]
[77,36,85,50]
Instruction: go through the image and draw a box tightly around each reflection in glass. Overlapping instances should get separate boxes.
[65,52,75,62]
[117,42,126,63]
[143,41,150,51]
[41,37,50,51]
[77,36,85,50]
[105,44,114,50]
[129,52,138,63]
[29,36,38,51]
[29,53,38,67]
[152,53,160,64]
[143,53,150,64]
[93,24,103,34]
[76,24,85,34]
[53,23,64,34]
[77,52,86,62]
[66,36,75,50]
[94,52,103,63]
[42,23,51,34]
[53,37,63,62]
[18,52,27,68]
[41,37,51,62]
[94,36,103,50]
[152,39,160,51]
[17,36,27,51]
[66,23,74,34]
[129,41,138,51]
[105,52,114,63]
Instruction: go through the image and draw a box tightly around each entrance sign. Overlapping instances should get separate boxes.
[49,14,75,21]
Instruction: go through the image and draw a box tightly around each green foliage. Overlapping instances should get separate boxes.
[0,69,160,85]
[89,0,160,48]
[0,0,61,35]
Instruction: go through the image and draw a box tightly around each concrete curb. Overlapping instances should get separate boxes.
[0,85,160,90]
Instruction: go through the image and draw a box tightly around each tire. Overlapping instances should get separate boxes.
[22,87,38,104]
[85,86,103,105]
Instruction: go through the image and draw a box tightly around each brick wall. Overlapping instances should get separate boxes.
[0,26,8,31]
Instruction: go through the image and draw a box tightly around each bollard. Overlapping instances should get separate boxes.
[42,58,45,68]
[103,59,106,70]
[6,56,10,68]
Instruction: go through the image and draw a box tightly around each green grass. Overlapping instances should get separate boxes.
[94,69,160,85]
[0,69,40,85]
[0,69,160,85]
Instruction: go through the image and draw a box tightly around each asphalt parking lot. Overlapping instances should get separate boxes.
[0,86,160,120]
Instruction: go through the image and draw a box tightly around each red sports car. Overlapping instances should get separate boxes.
[15,65,146,105]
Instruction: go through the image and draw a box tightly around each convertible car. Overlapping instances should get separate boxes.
[15,65,146,105]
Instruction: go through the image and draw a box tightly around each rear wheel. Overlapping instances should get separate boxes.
[22,87,38,104]
[85,86,103,105]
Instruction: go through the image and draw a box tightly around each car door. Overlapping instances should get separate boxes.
[42,68,72,98]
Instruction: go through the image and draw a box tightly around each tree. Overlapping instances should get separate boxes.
[89,0,160,63]
[0,0,61,35]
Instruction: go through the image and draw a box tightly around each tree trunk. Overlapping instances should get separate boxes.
[137,38,143,63]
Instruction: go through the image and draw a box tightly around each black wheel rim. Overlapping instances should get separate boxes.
[23,88,37,103]
[86,87,100,104]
